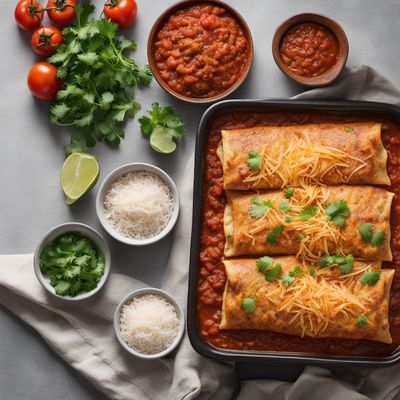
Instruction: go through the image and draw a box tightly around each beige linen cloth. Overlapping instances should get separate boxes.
[2,65,400,400]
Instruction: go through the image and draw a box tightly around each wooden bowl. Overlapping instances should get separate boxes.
[147,0,254,104]
[272,13,349,87]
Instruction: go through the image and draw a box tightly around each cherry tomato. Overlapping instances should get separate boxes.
[104,0,137,29]
[15,0,44,30]
[27,62,62,100]
[47,0,76,26]
[31,26,63,57]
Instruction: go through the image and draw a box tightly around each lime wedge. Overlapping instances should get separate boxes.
[60,153,100,205]
[150,126,176,154]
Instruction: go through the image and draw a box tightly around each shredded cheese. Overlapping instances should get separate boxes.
[243,132,369,188]
[104,171,174,240]
[119,294,180,354]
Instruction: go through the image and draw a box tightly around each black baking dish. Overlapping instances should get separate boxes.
[187,99,400,367]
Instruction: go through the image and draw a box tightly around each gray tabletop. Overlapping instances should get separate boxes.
[1,0,400,399]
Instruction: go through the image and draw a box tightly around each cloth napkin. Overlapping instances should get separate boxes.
[1,65,400,400]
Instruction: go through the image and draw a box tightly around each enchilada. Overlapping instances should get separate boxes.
[219,122,390,190]
[224,185,393,261]
[220,257,394,344]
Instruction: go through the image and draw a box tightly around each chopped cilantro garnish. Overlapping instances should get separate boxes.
[325,200,350,228]
[358,223,373,243]
[356,314,368,326]
[281,266,302,287]
[319,254,354,274]
[308,267,316,277]
[248,150,262,171]
[241,297,256,313]
[344,127,354,132]
[284,187,295,198]
[297,233,305,241]
[371,230,386,247]
[248,197,273,219]
[285,215,292,223]
[360,271,381,286]
[256,256,273,272]
[279,199,291,213]
[266,225,285,244]
[298,206,318,221]
[264,264,282,282]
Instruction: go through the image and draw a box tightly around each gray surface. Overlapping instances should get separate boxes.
[1,0,400,398]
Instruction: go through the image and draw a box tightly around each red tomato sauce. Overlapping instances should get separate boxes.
[280,22,339,78]
[197,110,400,357]
[153,3,249,98]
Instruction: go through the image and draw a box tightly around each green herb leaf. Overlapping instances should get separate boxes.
[256,256,274,272]
[344,127,354,132]
[241,297,256,313]
[266,225,285,244]
[325,200,350,228]
[359,223,373,243]
[247,150,262,171]
[308,267,316,277]
[356,314,368,326]
[265,264,282,282]
[281,272,295,287]
[298,206,318,221]
[279,199,291,213]
[297,233,305,241]
[319,254,354,274]
[360,271,381,286]
[249,197,273,219]
[285,215,292,223]
[284,187,295,198]
[371,230,386,247]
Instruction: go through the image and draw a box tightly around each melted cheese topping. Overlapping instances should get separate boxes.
[247,185,346,262]
[243,133,369,188]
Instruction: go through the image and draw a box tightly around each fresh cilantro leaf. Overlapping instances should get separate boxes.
[285,215,292,223]
[308,267,316,277]
[241,297,256,313]
[371,230,386,247]
[291,266,303,277]
[267,225,285,244]
[344,127,354,132]
[284,187,295,198]
[247,150,262,171]
[279,199,290,213]
[249,197,273,219]
[256,256,274,272]
[360,271,381,286]
[319,254,353,274]
[325,200,350,228]
[297,233,305,241]
[339,255,354,274]
[359,223,373,243]
[356,314,368,326]
[298,206,318,221]
[281,272,294,287]
[264,264,282,282]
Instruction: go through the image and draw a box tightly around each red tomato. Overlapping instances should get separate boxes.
[15,0,44,30]
[46,0,76,26]
[104,0,137,29]
[31,26,63,57]
[27,62,62,100]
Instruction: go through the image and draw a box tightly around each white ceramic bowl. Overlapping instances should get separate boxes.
[114,287,185,359]
[33,222,111,301]
[95,163,180,246]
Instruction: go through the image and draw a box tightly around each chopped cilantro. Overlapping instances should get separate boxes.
[356,314,368,326]
[285,215,293,223]
[241,297,256,313]
[298,206,318,221]
[325,200,350,228]
[264,264,282,282]
[358,223,373,243]
[266,225,285,244]
[248,150,262,171]
[284,187,295,198]
[256,256,273,272]
[344,127,354,132]
[297,233,305,241]
[279,199,291,213]
[308,267,316,277]
[360,271,381,286]
[281,266,302,287]
[371,230,386,247]
[319,254,354,274]
[249,197,273,219]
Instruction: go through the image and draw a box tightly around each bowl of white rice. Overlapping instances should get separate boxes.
[95,163,179,245]
[114,288,185,359]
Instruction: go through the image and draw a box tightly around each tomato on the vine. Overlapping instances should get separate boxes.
[104,0,137,29]
[27,62,62,100]
[15,0,44,30]
[47,0,76,27]
[31,26,63,57]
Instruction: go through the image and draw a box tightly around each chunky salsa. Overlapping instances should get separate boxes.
[280,22,339,78]
[197,110,400,357]
[153,3,249,98]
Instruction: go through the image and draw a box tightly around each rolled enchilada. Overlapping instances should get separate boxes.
[220,257,394,344]
[224,185,393,261]
[219,122,390,190]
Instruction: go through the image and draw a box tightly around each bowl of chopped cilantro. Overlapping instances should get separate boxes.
[34,222,111,300]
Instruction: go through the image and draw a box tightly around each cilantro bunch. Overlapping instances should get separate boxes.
[39,232,105,296]
[48,3,152,155]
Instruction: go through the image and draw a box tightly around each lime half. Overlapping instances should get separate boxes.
[150,126,176,154]
[60,153,100,205]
